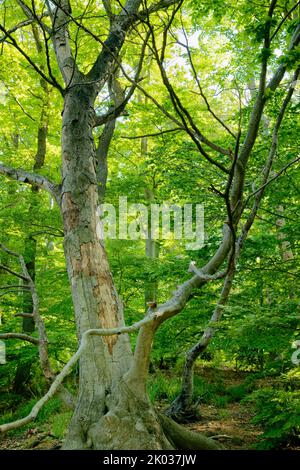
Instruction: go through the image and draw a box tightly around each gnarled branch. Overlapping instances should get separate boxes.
[0,333,39,345]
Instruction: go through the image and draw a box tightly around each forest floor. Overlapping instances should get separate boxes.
[0,401,259,450]
[185,366,263,450]
[0,366,266,450]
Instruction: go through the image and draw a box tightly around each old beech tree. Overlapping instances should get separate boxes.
[0,0,299,449]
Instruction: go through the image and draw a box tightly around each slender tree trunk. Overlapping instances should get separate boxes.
[13,27,50,395]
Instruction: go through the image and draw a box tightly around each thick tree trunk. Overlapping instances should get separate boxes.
[60,85,173,449]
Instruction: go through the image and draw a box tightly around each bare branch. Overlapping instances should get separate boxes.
[143,12,230,172]
[0,164,60,203]
[188,261,227,281]
[0,18,34,43]
[0,243,19,257]
[139,0,183,18]
[267,23,300,91]
[115,67,231,158]
[178,23,236,139]
[93,30,150,127]
[165,260,236,418]
[0,333,39,345]
[231,4,299,212]
[14,313,35,318]
[270,1,300,41]
[245,156,300,205]
[121,127,183,139]
[0,242,74,407]
[242,68,300,215]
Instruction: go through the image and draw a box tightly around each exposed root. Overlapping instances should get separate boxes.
[158,413,222,450]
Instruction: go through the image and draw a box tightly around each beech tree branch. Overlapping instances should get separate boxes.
[188,262,227,281]
[270,1,300,41]
[245,156,300,207]
[231,9,300,214]
[178,22,236,139]
[142,6,230,172]
[0,164,60,203]
[267,23,300,91]
[139,0,183,18]
[121,127,183,139]
[242,68,300,218]
[165,57,300,420]
[87,0,143,83]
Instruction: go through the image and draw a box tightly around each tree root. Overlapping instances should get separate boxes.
[158,413,222,450]
[164,396,201,423]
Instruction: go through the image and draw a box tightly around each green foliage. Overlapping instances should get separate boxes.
[246,17,277,43]
[0,397,62,436]
[243,387,300,449]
